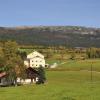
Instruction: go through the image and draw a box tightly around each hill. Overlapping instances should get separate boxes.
[0,26,100,47]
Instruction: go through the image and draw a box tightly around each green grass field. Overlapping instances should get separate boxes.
[47,59,100,71]
[1,49,100,100]
[0,49,100,100]
[0,70,100,100]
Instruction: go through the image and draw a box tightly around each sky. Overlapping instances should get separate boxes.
[0,0,100,28]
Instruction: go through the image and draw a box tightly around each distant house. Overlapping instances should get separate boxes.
[23,51,46,84]
[0,72,6,84]
[0,72,14,86]
[24,51,45,68]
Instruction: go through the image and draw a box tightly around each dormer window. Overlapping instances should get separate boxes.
[36,56,39,57]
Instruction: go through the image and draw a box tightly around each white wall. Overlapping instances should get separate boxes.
[24,60,29,67]
[17,78,39,84]
[24,51,45,68]
[30,57,45,68]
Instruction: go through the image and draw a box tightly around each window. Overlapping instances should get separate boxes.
[32,64,34,66]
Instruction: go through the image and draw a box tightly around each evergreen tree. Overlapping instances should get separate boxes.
[36,66,46,84]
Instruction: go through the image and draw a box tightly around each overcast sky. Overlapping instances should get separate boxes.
[0,0,99,27]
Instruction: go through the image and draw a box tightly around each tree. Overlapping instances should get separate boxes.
[2,41,25,85]
[70,51,76,60]
[45,52,52,59]
[36,66,46,84]
[86,47,96,59]
[0,47,5,68]
[3,41,18,60]
[17,51,27,60]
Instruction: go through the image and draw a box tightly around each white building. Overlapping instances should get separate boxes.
[24,51,45,68]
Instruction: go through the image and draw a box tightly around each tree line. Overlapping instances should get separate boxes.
[86,47,100,58]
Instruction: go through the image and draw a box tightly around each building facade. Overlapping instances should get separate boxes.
[24,51,45,68]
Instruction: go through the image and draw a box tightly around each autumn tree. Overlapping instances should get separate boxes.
[2,41,25,85]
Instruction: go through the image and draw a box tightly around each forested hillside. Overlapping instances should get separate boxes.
[0,26,100,47]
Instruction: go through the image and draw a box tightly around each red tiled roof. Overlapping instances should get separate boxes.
[0,72,6,78]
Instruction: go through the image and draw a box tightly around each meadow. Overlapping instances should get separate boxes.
[0,70,100,100]
[46,58,100,71]
[0,48,100,100]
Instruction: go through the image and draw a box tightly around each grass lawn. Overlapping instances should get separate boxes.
[47,59,100,71]
[0,70,100,100]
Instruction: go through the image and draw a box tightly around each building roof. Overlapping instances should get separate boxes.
[27,51,44,59]
[0,72,6,78]
[26,67,39,78]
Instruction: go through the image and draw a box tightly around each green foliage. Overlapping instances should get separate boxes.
[3,41,18,60]
[17,51,27,60]
[0,41,26,85]
[86,48,100,58]
[70,52,76,60]
[0,47,5,67]
[53,59,100,71]
[36,66,46,84]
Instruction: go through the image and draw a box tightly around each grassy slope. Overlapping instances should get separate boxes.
[0,71,100,100]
